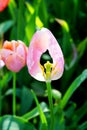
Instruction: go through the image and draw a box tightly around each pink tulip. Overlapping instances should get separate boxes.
[0,0,10,12]
[27,28,64,81]
[0,40,28,72]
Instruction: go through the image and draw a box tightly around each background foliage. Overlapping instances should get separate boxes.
[0,0,87,129]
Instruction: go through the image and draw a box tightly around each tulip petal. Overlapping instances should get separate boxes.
[27,28,64,81]
[0,49,13,62]
[0,55,5,69]
[0,60,5,68]
[16,40,28,62]
[5,54,25,72]
[0,0,10,12]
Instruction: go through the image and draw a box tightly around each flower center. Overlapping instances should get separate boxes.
[40,50,53,81]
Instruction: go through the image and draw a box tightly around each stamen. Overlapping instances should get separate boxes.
[44,61,53,80]
[40,50,54,80]
[40,61,53,81]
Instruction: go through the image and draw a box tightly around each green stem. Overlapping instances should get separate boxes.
[46,81,54,130]
[13,72,16,115]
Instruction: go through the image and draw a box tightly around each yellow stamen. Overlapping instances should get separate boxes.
[40,61,53,81]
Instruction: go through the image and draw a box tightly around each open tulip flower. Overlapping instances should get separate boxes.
[27,28,64,82]
[0,0,10,12]
[0,40,28,72]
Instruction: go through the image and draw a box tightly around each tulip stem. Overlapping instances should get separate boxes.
[46,81,54,130]
[13,72,16,115]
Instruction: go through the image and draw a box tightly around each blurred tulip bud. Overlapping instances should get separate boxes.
[0,40,28,72]
[0,0,10,12]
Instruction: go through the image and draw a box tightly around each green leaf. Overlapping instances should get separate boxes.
[8,0,17,21]
[77,121,87,130]
[65,102,76,119]
[25,12,35,44]
[36,16,43,28]
[20,87,34,115]
[17,0,25,40]
[55,18,74,63]
[55,18,69,32]
[54,112,65,130]
[31,80,46,96]
[0,72,12,89]
[63,0,79,26]
[0,115,36,130]
[10,26,17,40]
[38,0,48,27]
[0,20,14,36]
[73,101,87,124]
[61,69,87,109]
[22,102,49,121]
[77,37,87,59]
[25,2,34,14]
[31,90,48,130]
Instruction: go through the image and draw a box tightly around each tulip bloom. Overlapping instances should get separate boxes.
[0,0,10,12]
[0,40,28,72]
[27,28,64,81]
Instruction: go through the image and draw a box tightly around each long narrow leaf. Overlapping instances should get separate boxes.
[31,90,48,130]
[78,121,87,130]
[0,20,14,35]
[74,101,87,124]
[61,69,87,109]
[22,102,49,121]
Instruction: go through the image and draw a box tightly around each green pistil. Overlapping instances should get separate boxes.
[44,61,53,80]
